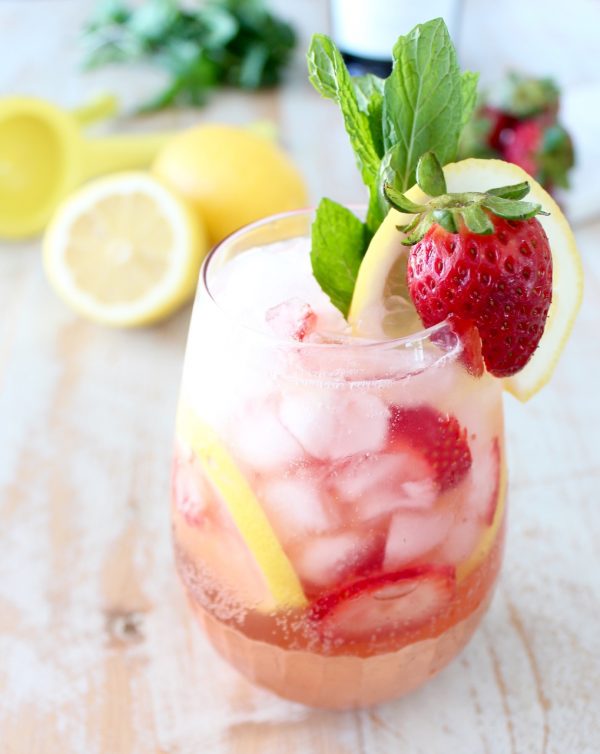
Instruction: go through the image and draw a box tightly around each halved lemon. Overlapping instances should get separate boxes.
[349,159,584,401]
[177,406,307,612]
[43,172,208,326]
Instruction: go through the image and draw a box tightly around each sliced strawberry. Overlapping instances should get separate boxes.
[450,316,485,377]
[431,315,484,377]
[266,298,317,341]
[309,564,455,638]
[388,405,472,491]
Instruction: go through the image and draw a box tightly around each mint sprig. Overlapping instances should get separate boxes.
[307,18,479,318]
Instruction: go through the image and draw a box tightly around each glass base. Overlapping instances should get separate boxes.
[187,588,494,709]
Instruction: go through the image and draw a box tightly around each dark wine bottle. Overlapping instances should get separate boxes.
[330,0,462,77]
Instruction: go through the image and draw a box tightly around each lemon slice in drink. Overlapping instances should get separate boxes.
[177,406,307,611]
[349,159,584,401]
[44,172,208,327]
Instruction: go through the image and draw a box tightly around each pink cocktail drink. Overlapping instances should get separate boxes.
[172,210,506,708]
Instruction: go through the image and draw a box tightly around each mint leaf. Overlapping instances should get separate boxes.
[353,74,386,158]
[311,199,370,317]
[352,74,387,231]
[382,18,463,191]
[460,71,479,129]
[307,35,380,189]
[353,73,385,111]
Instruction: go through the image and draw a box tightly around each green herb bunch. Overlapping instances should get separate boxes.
[81,0,297,111]
[308,19,479,316]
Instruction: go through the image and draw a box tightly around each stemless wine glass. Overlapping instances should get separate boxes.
[171,209,506,709]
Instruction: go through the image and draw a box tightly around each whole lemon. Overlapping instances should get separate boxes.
[153,125,308,245]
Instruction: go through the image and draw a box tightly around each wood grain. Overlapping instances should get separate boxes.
[1,2,599,752]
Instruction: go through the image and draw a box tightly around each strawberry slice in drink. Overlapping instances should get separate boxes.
[432,315,485,377]
[309,565,456,639]
[388,405,472,491]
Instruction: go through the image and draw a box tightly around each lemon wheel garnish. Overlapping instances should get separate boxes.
[44,172,208,327]
[456,458,508,583]
[177,406,307,612]
[349,158,583,401]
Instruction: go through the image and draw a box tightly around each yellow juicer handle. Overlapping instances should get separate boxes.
[73,93,175,179]
[72,93,119,127]
[81,131,175,180]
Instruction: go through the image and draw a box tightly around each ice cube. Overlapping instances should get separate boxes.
[172,440,209,526]
[295,337,421,383]
[333,454,403,500]
[384,508,453,570]
[291,531,374,588]
[331,452,437,520]
[380,359,463,410]
[260,475,332,542]
[464,436,502,524]
[439,512,483,563]
[361,480,439,521]
[229,400,304,473]
[266,298,317,341]
[210,239,347,336]
[279,388,389,461]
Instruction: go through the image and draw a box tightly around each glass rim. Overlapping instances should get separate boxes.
[200,206,454,352]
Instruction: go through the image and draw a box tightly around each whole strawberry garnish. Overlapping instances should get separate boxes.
[384,152,552,378]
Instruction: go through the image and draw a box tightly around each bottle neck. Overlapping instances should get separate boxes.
[340,51,392,78]
[330,0,462,70]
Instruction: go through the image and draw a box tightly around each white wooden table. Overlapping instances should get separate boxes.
[1,2,599,753]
